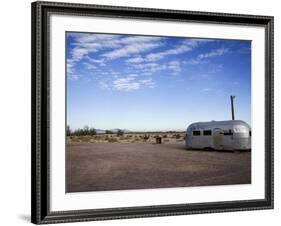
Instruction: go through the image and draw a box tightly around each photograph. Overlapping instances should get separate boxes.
[31,1,273,224]
[66,32,252,193]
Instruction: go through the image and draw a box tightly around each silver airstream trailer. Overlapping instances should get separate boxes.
[185,120,251,151]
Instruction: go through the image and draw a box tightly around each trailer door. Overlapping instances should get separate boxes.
[213,128,223,150]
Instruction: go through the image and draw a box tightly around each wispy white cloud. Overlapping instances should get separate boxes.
[139,78,156,88]
[197,47,229,60]
[69,33,121,44]
[68,74,81,80]
[113,77,140,91]
[102,42,162,60]
[184,47,229,65]
[167,60,181,74]
[119,36,163,45]
[144,39,210,62]
[68,33,164,67]
[145,43,189,62]
[133,62,162,70]
[67,34,224,83]
[83,62,97,70]
[72,48,89,62]
[124,39,212,76]
[130,60,181,76]
[86,57,106,66]
[67,58,81,80]
[67,33,128,80]
[126,56,145,64]
[132,62,166,75]
[112,76,156,91]
[67,59,74,73]
[70,35,121,62]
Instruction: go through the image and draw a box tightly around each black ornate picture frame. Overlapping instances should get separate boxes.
[31,1,274,224]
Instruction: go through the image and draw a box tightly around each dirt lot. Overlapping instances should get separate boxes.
[66,142,251,193]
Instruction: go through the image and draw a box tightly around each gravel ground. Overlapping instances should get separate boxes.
[66,142,251,193]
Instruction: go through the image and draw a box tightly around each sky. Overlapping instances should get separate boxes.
[66,32,251,131]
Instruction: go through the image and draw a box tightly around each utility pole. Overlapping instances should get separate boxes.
[230,95,235,120]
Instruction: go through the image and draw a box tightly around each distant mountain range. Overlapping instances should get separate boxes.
[96,129,131,134]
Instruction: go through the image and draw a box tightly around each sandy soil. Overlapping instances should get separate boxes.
[66,142,251,193]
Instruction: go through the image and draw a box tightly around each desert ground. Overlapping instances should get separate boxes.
[66,133,251,192]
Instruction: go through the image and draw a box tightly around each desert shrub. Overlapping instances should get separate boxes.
[143,135,150,141]
[117,129,124,137]
[93,135,103,140]
[81,126,89,136]
[79,136,91,143]
[105,130,114,134]
[89,128,97,135]
[108,137,118,143]
[172,134,182,139]
[71,125,97,136]
[163,134,167,138]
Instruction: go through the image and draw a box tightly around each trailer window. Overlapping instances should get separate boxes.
[193,130,201,136]
[223,129,233,136]
[203,130,212,136]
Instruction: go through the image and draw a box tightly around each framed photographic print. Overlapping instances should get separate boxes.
[31,1,274,224]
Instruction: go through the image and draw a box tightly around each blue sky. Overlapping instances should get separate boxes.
[66,32,251,131]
